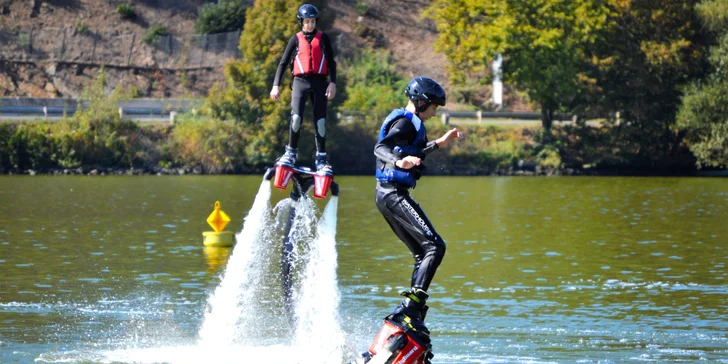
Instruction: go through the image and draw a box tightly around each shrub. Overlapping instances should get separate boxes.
[339,49,408,119]
[75,22,89,35]
[17,32,30,49]
[355,3,369,16]
[143,25,169,45]
[195,0,247,34]
[116,3,136,19]
[169,115,249,173]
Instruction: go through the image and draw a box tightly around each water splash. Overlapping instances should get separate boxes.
[197,181,275,346]
[294,196,346,362]
[197,182,345,363]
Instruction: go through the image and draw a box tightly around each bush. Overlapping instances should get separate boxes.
[75,22,89,35]
[339,49,408,119]
[69,68,146,167]
[355,3,369,16]
[195,0,247,34]
[143,25,169,45]
[116,3,136,19]
[169,115,249,173]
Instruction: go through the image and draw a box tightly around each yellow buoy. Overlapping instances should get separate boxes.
[203,201,235,247]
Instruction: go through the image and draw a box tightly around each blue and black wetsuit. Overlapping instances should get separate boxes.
[374,109,445,292]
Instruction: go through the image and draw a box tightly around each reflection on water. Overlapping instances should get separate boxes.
[1,176,727,363]
[203,247,232,274]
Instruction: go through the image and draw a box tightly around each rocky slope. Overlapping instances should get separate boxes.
[0,0,449,99]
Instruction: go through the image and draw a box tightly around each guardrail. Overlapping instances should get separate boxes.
[440,110,574,123]
[2,97,585,125]
[0,98,202,122]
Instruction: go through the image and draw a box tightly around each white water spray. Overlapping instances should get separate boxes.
[294,196,345,362]
[197,181,274,346]
[197,180,345,363]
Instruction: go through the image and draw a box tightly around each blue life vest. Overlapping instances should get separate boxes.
[375,109,427,188]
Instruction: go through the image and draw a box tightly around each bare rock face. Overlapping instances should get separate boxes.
[45,63,57,76]
[18,81,47,97]
[0,73,16,95]
[44,81,57,96]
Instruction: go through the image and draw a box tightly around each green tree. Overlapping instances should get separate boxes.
[585,0,711,167]
[677,0,728,168]
[425,0,612,130]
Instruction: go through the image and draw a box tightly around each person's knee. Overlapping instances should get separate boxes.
[291,114,302,132]
[423,236,446,261]
[316,118,326,137]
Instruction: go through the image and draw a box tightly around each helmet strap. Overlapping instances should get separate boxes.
[415,100,430,114]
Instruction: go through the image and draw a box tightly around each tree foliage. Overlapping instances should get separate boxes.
[195,0,248,35]
[427,0,714,169]
[338,49,407,119]
[425,0,612,129]
[677,0,728,168]
[586,0,711,167]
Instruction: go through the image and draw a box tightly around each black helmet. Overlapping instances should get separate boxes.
[405,77,446,113]
[297,4,319,22]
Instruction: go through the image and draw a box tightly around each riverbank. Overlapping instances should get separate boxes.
[1,117,716,177]
[3,165,716,177]
[0,160,585,177]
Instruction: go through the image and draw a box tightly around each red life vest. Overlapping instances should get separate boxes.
[293,31,328,76]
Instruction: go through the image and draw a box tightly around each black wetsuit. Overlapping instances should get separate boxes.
[374,114,445,292]
[273,31,337,153]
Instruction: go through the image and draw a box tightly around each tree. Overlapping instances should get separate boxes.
[425,0,612,130]
[585,0,711,167]
[677,0,728,168]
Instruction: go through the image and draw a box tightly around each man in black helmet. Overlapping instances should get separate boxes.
[374,77,463,335]
[271,3,337,175]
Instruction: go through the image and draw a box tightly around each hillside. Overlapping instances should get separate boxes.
[0,0,450,100]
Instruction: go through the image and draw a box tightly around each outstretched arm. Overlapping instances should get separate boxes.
[423,128,464,155]
[436,128,464,146]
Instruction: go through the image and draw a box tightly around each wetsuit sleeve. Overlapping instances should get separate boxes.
[422,140,439,155]
[322,33,336,84]
[273,35,298,87]
[374,118,415,166]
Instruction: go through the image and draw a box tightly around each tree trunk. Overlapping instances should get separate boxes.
[541,106,554,130]
[541,106,554,143]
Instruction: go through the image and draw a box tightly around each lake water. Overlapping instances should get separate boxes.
[0,175,726,363]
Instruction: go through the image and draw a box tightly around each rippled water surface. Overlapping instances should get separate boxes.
[1,176,726,363]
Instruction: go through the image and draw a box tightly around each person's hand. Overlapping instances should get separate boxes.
[270,86,280,100]
[436,128,464,146]
[396,156,421,170]
[325,83,336,100]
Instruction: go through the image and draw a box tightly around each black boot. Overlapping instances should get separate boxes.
[389,288,430,335]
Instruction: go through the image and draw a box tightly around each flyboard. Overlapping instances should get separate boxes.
[264,162,339,314]
[352,314,433,364]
